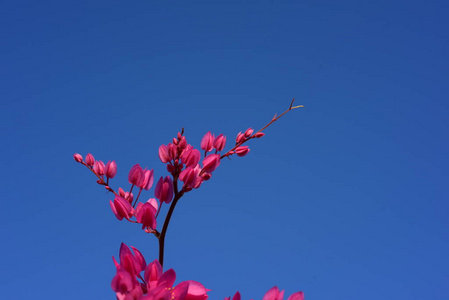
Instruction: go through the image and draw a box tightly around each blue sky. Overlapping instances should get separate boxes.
[1,0,448,299]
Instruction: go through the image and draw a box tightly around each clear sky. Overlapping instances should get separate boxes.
[1,1,448,299]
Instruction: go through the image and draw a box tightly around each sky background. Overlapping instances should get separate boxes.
[1,0,448,299]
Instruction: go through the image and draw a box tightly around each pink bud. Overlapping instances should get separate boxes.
[235,132,246,144]
[235,146,250,157]
[244,127,254,137]
[178,137,187,150]
[155,176,174,204]
[106,161,117,179]
[73,153,83,163]
[254,132,265,138]
[201,172,212,181]
[94,160,105,175]
[168,144,177,160]
[85,153,95,166]
[159,145,171,163]
[118,187,126,198]
[140,169,154,190]
[128,164,144,186]
[200,131,214,152]
[213,134,226,152]
[202,154,220,173]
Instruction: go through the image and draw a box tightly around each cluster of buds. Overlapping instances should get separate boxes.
[112,243,209,300]
[158,129,253,193]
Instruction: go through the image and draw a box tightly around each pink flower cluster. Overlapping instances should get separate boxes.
[112,243,209,300]
[74,101,304,300]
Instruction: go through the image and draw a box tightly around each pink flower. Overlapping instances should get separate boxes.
[184,280,210,300]
[235,146,250,157]
[263,287,284,300]
[179,167,202,189]
[200,131,214,152]
[111,268,137,295]
[155,176,174,204]
[110,195,134,221]
[128,164,144,186]
[213,134,226,152]
[139,169,154,190]
[85,153,95,166]
[117,243,147,276]
[254,132,265,138]
[181,148,201,168]
[244,127,254,137]
[105,161,117,179]
[93,160,105,175]
[202,154,220,173]
[73,153,83,163]
[135,199,158,231]
[158,144,171,163]
[235,132,246,144]
[144,260,163,289]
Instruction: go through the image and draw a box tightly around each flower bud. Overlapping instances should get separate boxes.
[244,127,254,137]
[106,161,117,179]
[213,134,226,152]
[254,132,265,138]
[85,153,95,166]
[235,146,250,157]
[73,153,83,163]
[235,132,245,144]
[94,160,105,175]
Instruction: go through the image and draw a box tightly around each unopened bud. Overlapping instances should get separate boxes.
[73,153,83,163]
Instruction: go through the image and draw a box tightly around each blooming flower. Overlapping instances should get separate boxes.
[155,176,174,204]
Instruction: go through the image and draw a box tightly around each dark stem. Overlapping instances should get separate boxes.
[158,177,184,267]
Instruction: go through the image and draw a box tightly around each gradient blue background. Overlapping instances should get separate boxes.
[1,1,448,299]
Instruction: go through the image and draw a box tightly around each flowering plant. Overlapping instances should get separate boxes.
[74,100,305,300]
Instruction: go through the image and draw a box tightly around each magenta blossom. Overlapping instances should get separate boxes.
[110,195,134,221]
[235,146,250,157]
[135,199,158,231]
[105,160,117,179]
[139,169,154,190]
[200,131,214,152]
[202,154,220,173]
[129,164,144,186]
[155,176,174,204]
[213,134,226,152]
